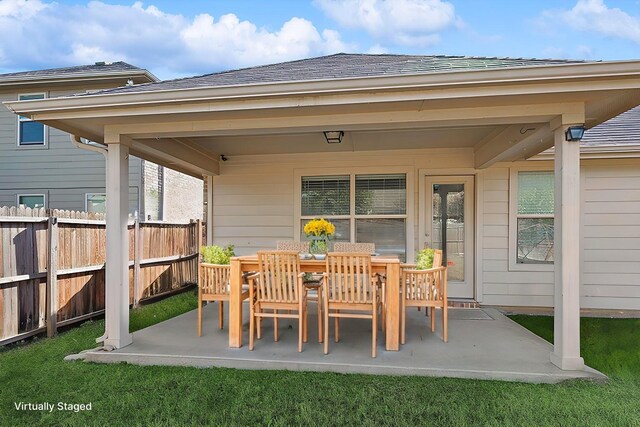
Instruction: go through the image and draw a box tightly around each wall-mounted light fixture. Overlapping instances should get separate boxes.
[565,126,585,142]
[323,131,344,144]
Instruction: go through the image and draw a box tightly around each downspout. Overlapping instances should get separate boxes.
[70,134,111,346]
[70,134,107,157]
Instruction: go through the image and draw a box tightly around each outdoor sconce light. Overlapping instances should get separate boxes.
[323,131,344,144]
[565,126,585,141]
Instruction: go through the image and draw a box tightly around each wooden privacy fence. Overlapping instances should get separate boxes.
[0,206,200,345]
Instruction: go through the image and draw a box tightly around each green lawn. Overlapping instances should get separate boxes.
[1,292,639,426]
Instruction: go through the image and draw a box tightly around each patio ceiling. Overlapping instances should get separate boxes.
[5,59,640,177]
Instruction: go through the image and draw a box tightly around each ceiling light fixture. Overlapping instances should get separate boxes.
[323,131,344,144]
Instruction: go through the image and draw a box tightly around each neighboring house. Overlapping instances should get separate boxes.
[8,54,640,366]
[0,62,203,221]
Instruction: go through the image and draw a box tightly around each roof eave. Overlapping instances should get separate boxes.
[0,69,158,88]
[5,59,640,117]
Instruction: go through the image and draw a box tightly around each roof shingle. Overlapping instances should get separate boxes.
[87,53,591,95]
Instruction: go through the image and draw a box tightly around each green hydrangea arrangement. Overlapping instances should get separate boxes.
[416,248,436,270]
[201,245,235,265]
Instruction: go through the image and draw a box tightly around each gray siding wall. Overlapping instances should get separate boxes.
[480,160,640,310]
[0,87,141,213]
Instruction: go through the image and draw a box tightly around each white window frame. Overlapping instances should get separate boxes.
[509,165,554,272]
[17,92,48,148]
[17,193,46,209]
[85,192,106,213]
[294,166,414,261]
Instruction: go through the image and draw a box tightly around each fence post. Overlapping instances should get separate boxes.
[46,216,58,337]
[133,216,142,307]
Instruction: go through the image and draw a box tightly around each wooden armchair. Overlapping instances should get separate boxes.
[277,240,324,342]
[248,251,309,352]
[198,263,250,335]
[323,252,381,358]
[401,265,448,344]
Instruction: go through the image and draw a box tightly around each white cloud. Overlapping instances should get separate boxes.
[544,0,640,44]
[0,1,349,78]
[0,0,49,18]
[315,0,459,46]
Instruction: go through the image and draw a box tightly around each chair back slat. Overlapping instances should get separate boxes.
[433,249,443,268]
[326,252,373,304]
[200,263,231,295]
[257,251,301,303]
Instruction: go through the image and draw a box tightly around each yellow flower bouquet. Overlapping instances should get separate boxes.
[303,218,335,255]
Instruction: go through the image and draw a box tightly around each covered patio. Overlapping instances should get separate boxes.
[7,54,640,380]
[84,302,604,383]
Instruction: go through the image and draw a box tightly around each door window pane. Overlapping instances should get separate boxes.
[432,183,465,281]
[18,195,45,208]
[517,171,554,215]
[517,218,554,263]
[301,175,349,216]
[356,218,406,261]
[355,174,406,215]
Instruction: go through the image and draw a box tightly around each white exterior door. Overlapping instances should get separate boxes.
[423,176,475,299]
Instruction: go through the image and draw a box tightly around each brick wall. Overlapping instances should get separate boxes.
[163,167,203,222]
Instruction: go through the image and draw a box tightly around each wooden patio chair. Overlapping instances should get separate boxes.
[401,249,443,314]
[248,251,309,352]
[323,252,381,358]
[333,242,384,329]
[277,240,323,342]
[400,265,448,344]
[276,241,310,252]
[198,263,250,335]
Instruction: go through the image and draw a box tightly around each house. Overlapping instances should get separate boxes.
[0,62,203,221]
[6,53,640,371]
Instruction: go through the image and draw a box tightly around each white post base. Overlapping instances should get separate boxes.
[104,334,133,349]
[550,353,585,371]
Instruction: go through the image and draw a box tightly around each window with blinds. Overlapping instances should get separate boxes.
[301,175,350,216]
[355,174,406,215]
[300,173,407,260]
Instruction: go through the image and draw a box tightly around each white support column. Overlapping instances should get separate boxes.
[104,142,132,349]
[206,175,214,245]
[550,124,584,370]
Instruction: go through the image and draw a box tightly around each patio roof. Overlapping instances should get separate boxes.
[5,55,640,177]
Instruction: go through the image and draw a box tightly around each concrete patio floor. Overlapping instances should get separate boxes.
[85,303,605,384]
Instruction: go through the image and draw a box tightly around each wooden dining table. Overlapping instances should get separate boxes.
[228,255,402,351]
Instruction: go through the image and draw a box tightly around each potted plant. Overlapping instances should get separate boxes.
[200,244,235,265]
[415,248,436,270]
[303,218,335,260]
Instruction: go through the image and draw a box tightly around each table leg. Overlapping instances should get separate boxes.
[385,262,400,351]
[229,258,243,348]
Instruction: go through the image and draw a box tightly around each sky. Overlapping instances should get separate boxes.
[0,0,639,80]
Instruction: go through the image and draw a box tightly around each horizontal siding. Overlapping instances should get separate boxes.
[582,164,640,309]
[211,147,474,255]
[480,162,640,310]
[0,87,142,213]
